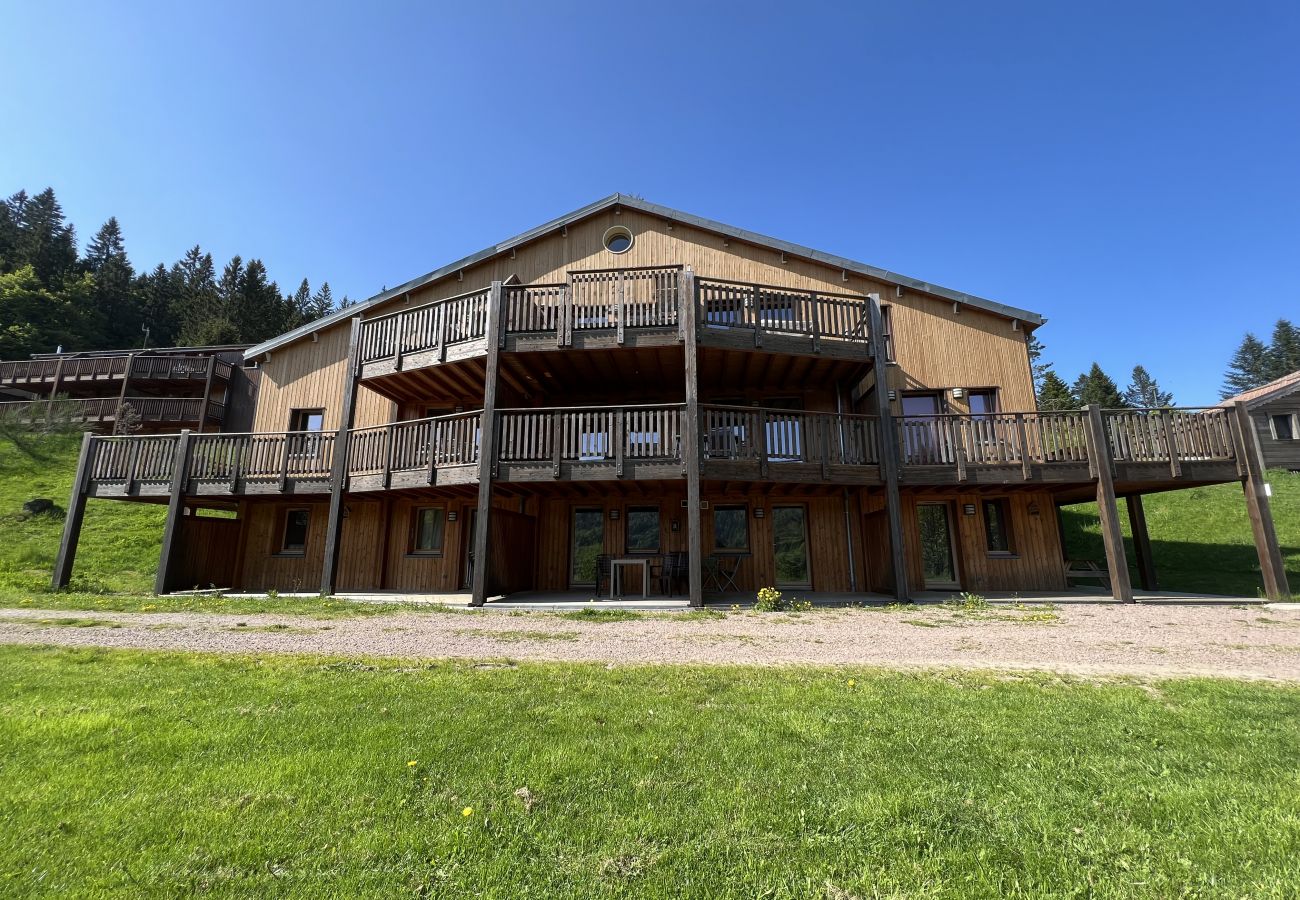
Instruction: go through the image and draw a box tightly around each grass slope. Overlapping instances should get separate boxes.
[1,647,1298,898]
[0,432,162,594]
[1061,470,1300,597]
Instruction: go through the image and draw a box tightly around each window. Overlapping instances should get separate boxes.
[968,390,998,420]
[409,507,446,555]
[289,408,324,432]
[625,507,660,554]
[280,508,310,555]
[713,505,749,552]
[982,499,1014,555]
[1271,414,1297,441]
[603,225,633,254]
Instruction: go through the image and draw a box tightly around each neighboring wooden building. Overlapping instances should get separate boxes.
[50,196,1292,602]
[1220,371,1300,472]
[0,345,254,433]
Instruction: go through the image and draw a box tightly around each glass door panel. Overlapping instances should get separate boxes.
[772,505,812,589]
[570,508,605,586]
[917,503,959,589]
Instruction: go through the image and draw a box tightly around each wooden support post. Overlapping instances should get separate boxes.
[196,356,216,434]
[756,408,769,478]
[614,407,625,477]
[1232,401,1290,600]
[681,269,704,607]
[470,281,505,607]
[1127,493,1157,592]
[51,431,95,589]
[1160,410,1181,478]
[868,294,909,601]
[154,430,193,595]
[115,353,137,428]
[1016,413,1032,480]
[320,317,363,597]
[46,356,65,423]
[1085,404,1134,602]
[809,292,822,354]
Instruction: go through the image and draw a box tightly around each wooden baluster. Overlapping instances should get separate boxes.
[1016,413,1031,480]
[278,434,291,492]
[756,409,769,477]
[616,271,625,344]
[614,408,625,476]
[1161,410,1181,478]
[810,292,822,353]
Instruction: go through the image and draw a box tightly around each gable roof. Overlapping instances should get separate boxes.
[1218,369,1300,409]
[246,193,1047,359]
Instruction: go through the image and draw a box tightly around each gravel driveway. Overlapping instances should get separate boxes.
[2,603,1299,681]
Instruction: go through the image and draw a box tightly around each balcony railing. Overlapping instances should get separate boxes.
[0,397,223,426]
[0,354,232,385]
[348,412,481,488]
[696,278,871,350]
[77,406,1242,497]
[700,405,881,469]
[357,287,492,366]
[496,404,685,474]
[357,266,876,376]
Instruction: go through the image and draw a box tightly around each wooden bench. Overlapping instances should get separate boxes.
[1065,559,1111,591]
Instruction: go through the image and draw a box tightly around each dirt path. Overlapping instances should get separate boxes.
[2,603,1299,682]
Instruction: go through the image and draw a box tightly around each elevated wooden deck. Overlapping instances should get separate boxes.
[0,354,233,389]
[1,396,225,429]
[79,406,1243,500]
[355,266,875,391]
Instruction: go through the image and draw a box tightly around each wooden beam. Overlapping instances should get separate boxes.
[470,281,505,607]
[196,356,215,434]
[51,431,95,589]
[868,294,909,601]
[1232,401,1291,600]
[1085,404,1134,602]
[681,269,704,607]
[1127,493,1157,592]
[320,317,363,596]
[154,429,193,595]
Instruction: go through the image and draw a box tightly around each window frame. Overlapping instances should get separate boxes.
[624,505,661,555]
[408,505,447,557]
[1269,413,1298,441]
[278,507,311,556]
[288,408,325,432]
[981,498,1016,557]
[967,388,999,420]
[712,504,750,554]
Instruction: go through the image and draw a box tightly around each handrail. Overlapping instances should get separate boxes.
[497,404,685,467]
[347,411,481,478]
[700,404,881,467]
[359,284,493,325]
[357,287,492,365]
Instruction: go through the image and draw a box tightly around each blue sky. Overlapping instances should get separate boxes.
[2,1,1296,402]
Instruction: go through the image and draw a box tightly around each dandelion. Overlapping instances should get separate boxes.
[407,760,418,767]
[848,679,856,688]
[462,806,474,817]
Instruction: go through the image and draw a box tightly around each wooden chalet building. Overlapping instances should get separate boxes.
[0,345,254,433]
[51,196,1290,604]
[1220,371,1300,473]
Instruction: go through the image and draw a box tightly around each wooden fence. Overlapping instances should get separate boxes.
[700,405,881,467]
[496,404,684,466]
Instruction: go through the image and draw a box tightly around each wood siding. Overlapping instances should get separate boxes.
[251,209,1036,430]
[1252,399,1300,471]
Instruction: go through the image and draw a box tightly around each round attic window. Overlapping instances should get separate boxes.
[603,226,633,254]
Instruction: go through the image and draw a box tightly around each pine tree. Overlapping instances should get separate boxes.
[84,217,139,346]
[1220,333,1272,399]
[309,282,334,319]
[136,263,181,347]
[1267,319,1300,379]
[1025,333,1051,395]
[1036,371,1078,411]
[1074,362,1128,408]
[13,188,78,288]
[1123,365,1174,409]
[291,278,313,323]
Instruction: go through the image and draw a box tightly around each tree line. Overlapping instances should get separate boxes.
[1030,317,1299,412]
[0,186,350,359]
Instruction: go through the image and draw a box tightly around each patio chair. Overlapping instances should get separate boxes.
[656,552,688,596]
[595,554,613,597]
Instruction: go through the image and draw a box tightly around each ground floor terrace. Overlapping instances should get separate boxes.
[49,401,1291,604]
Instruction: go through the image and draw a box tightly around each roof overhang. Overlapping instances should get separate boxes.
[246,193,1047,360]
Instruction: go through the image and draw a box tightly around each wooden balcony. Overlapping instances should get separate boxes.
[78,407,1245,501]
[0,397,225,428]
[494,404,686,482]
[355,266,876,383]
[0,354,233,388]
[897,407,1240,489]
[700,405,883,485]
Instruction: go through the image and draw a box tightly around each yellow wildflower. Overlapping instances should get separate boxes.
[462,806,474,817]
[407,760,418,767]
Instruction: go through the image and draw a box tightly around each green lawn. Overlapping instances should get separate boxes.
[0,431,162,594]
[1061,470,1300,597]
[1,647,1298,898]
